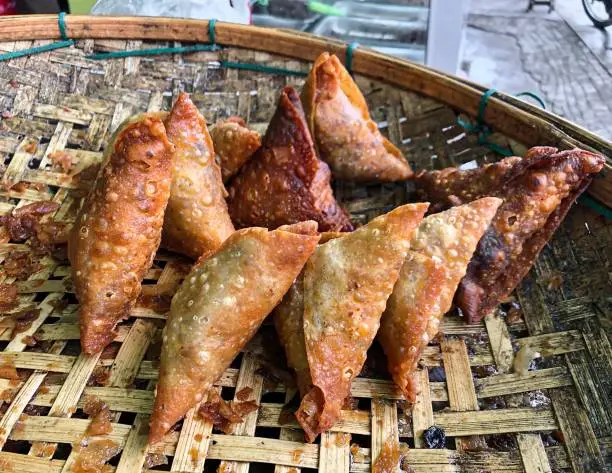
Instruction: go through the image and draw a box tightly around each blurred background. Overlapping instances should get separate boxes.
[7,0,611,140]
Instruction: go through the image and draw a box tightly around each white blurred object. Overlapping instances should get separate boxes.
[427,0,468,74]
[91,0,251,24]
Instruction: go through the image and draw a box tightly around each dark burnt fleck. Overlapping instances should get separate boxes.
[423,425,446,449]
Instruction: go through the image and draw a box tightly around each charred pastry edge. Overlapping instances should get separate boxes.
[415,147,605,323]
[227,86,353,232]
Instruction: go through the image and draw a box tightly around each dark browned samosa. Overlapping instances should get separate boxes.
[228,86,352,232]
[414,147,605,323]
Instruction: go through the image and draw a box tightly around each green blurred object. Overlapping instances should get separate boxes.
[253,0,344,16]
[69,0,344,18]
[69,0,97,14]
[307,0,344,16]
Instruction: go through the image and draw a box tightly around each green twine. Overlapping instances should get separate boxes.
[219,61,307,77]
[457,88,547,157]
[89,18,221,59]
[208,19,221,51]
[58,11,69,41]
[458,89,610,219]
[346,42,359,74]
[579,195,612,220]
[516,91,547,109]
[0,12,74,62]
[87,44,220,60]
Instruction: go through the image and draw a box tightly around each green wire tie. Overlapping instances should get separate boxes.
[345,42,359,74]
[457,88,547,157]
[219,61,307,77]
[0,12,74,62]
[579,195,612,220]
[88,18,221,59]
[457,89,609,218]
[208,19,221,51]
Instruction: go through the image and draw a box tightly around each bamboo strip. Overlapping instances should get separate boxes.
[318,431,351,473]
[206,435,319,469]
[0,136,37,187]
[108,321,157,472]
[515,330,585,357]
[475,366,573,398]
[433,408,557,436]
[218,352,264,473]
[115,413,150,473]
[169,387,218,473]
[565,351,611,438]
[370,398,399,468]
[0,452,64,473]
[39,121,73,169]
[34,323,130,342]
[28,350,101,458]
[516,433,552,473]
[33,104,92,125]
[549,387,606,472]
[484,312,514,373]
[412,369,434,448]
[274,390,303,473]
[441,339,485,450]
[13,416,130,444]
[108,319,155,387]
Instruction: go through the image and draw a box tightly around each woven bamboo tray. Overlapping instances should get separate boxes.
[0,14,610,473]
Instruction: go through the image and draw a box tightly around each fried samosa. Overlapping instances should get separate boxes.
[148,222,320,445]
[274,272,310,396]
[227,86,352,232]
[301,52,412,182]
[211,117,261,182]
[378,197,502,402]
[162,93,235,260]
[274,232,344,398]
[295,203,428,442]
[414,147,605,323]
[69,114,174,354]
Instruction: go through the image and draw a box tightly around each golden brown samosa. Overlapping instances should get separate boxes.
[378,198,502,402]
[148,222,320,445]
[274,232,344,398]
[301,52,412,182]
[162,92,235,260]
[295,203,428,442]
[227,86,352,232]
[210,117,261,182]
[69,114,174,354]
[414,147,605,323]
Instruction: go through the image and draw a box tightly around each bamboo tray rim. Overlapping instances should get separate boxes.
[0,14,610,473]
[1,14,610,209]
[0,14,610,158]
